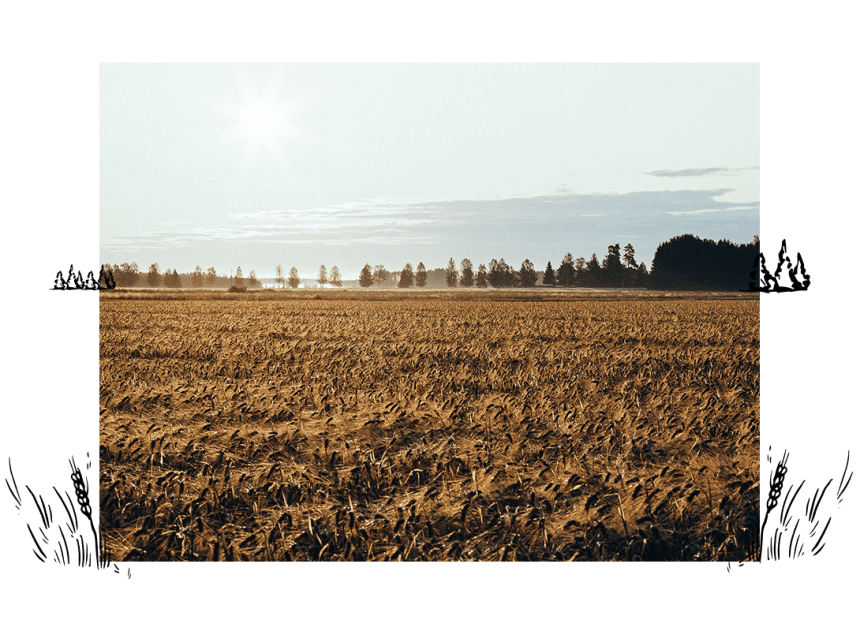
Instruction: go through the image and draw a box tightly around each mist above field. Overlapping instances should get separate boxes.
[100,64,759,279]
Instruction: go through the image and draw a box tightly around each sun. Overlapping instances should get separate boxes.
[238,97,286,144]
[235,97,287,146]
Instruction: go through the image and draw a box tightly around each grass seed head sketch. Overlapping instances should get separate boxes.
[748,240,810,293]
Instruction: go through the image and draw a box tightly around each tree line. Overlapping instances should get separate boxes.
[104,263,264,289]
[356,242,649,289]
[104,234,759,292]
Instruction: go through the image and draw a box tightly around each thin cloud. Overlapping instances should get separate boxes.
[103,188,759,259]
[646,168,730,177]
[667,205,759,216]
[644,167,759,178]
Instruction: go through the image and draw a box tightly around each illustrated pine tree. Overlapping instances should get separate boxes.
[53,271,68,289]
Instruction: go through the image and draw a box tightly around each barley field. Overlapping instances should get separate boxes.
[99,293,759,561]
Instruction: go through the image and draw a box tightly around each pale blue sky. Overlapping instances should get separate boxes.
[101,63,758,279]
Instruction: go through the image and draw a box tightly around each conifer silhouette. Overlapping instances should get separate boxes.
[53,271,68,290]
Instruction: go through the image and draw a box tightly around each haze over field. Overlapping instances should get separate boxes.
[100,64,759,279]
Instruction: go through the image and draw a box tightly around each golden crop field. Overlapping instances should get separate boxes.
[99,295,759,561]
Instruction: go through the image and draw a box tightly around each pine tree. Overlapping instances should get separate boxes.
[445,258,459,287]
[53,270,67,290]
[638,262,649,282]
[586,253,601,287]
[543,261,556,286]
[415,262,427,288]
[573,257,585,286]
[475,263,488,288]
[359,264,373,288]
[459,259,474,287]
[557,253,574,287]
[622,243,637,287]
[398,263,414,288]
[519,259,537,287]
[602,244,623,287]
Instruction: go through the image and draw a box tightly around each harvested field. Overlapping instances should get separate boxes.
[99,295,759,561]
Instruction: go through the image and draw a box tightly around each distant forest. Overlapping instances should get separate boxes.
[104,234,759,291]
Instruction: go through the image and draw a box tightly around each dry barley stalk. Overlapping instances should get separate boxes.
[70,458,102,569]
[760,450,787,561]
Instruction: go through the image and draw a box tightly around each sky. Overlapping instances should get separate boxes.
[100,63,759,279]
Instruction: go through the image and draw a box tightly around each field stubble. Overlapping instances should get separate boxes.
[99,297,759,561]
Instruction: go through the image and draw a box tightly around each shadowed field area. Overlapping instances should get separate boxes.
[100,296,759,561]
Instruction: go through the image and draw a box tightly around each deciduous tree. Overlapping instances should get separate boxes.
[146,263,161,288]
[373,265,389,287]
[318,265,328,287]
[206,267,217,286]
[275,264,284,288]
[330,266,342,287]
[113,262,140,287]
[359,264,373,288]
[192,265,204,288]
[288,266,300,289]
